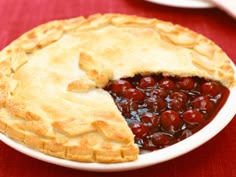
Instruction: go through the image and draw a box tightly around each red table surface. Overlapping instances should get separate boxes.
[0,0,236,176]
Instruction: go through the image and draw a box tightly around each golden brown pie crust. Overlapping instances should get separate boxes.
[0,13,235,163]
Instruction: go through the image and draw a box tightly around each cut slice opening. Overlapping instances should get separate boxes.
[104,74,229,151]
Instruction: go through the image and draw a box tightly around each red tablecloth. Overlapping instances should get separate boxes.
[0,0,236,176]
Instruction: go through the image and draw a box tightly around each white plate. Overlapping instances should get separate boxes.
[0,64,236,172]
[145,0,214,8]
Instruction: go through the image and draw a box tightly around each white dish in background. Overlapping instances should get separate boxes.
[0,64,235,172]
[145,0,214,8]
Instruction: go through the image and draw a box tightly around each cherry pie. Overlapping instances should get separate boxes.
[0,14,235,163]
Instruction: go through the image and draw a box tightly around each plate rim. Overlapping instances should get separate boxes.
[145,0,215,8]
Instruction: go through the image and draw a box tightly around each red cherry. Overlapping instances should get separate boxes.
[191,96,213,112]
[110,80,132,95]
[150,88,168,98]
[177,77,195,90]
[169,99,186,112]
[200,81,222,97]
[183,110,204,125]
[124,88,145,102]
[118,99,130,115]
[144,97,167,112]
[139,76,156,89]
[159,78,175,90]
[170,92,188,102]
[169,92,188,111]
[151,132,173,146]
[160,110,182,134]
[141,139,156,150]
[118,99,138,117]
[129,122,149,138]
[140,112,160,128]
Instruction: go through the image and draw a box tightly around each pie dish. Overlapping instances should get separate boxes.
[0,13,235,164]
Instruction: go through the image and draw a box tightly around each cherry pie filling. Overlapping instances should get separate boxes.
[104,74,229,151]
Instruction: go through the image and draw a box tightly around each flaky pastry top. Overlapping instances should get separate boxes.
[0,13,235,163]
